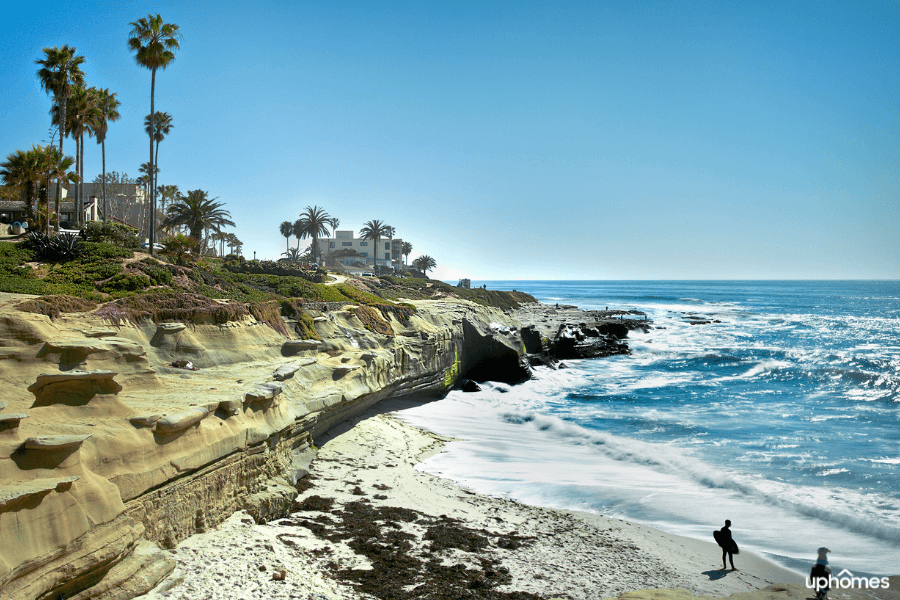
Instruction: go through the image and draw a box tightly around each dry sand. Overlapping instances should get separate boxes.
[141,398,807,600]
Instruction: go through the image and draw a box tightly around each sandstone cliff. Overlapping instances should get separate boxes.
[0,294,527,600]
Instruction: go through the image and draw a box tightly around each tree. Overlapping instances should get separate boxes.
[157,184,179,214]
[385,225,396,268]
[359,219,390,272]
[45,145,79,231]
[279,220,294,252]
[329,217,340,231]
[413,255,436,277]
[36,44,85,231]
[161,233,197,266]
[129,13,181,254]
[93,88,121,222]
[1,146,44,219]
[281,247,303,263]
[401,241,412,266]
[162,189,234,243]
[53,85,101,225]
[296,205,331,265]
[144,111,172,203]
[292,218,305,251]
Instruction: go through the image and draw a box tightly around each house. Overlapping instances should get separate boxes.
[0,182,147,233]
[0,190,98,229]
[315,230,405,269]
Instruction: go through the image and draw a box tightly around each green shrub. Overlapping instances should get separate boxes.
[98,272,152,294]
[82,221,140,248]
[134,258,174,287]
[80,241,134,261]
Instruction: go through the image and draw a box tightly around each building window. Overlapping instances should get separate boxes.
[360,241,367,246]
[342,242,352,246]
[330,242,335,248]
[385,242,390,250]
[361,252,368,257]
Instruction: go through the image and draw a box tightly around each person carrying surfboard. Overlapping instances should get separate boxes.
[713,519,739,570]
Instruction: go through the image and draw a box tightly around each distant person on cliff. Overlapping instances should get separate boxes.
[713,519,738,570]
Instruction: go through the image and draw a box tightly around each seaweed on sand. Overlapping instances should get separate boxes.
[287,496,541,600]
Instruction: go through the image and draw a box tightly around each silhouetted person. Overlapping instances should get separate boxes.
[719,520,737,570]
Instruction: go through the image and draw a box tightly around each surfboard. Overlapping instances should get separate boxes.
[713,529,724,547]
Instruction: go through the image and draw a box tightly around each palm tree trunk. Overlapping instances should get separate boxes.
[149,68,156,255]
[53,97,66,234]
[101,141,107,222]
[76,134,82,226]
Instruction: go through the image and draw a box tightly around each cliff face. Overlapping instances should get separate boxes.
[0,295,525,600]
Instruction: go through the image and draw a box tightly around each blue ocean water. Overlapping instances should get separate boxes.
[397,281,900,576]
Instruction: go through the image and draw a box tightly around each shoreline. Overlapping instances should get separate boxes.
[144,398,803,600]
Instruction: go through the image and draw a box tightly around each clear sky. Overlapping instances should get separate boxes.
[1,1,897,280]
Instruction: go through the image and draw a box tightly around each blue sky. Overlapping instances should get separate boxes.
[1,1,897,280]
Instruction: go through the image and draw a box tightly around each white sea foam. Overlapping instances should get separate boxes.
[396,382,900,574]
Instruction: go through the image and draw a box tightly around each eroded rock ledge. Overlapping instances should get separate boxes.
[0,296,544,600]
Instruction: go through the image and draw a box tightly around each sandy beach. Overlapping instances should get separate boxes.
[142,398,804,600]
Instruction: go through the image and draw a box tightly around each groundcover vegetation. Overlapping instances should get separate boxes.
[0,239,534,331]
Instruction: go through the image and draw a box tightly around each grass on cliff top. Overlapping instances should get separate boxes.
[0,240,533,329]
[379,275,535,310]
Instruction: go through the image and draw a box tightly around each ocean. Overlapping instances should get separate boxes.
[396,281,900,576]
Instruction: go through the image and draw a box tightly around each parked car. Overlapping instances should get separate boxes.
[140,242,165,251]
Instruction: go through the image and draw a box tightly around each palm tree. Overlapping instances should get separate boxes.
[401,241,412,266]
[211,231,232,257]
[412,255,436,277]
[279,221,294,251]
[144,111,172,202]
[281,247,302,263]
[162,189,234,244]
[0,146,52,228]
[36,44,85,231]
[129,13,181,254]
[329,217,340,231]
[359,219,390,272]
[296,205,331,265]
[385,225,396,268]
[225,232,239,255]
[292,218,305,251]
[45,145,79,232]
[157,184,179,214]
[137,162,157,204]
[53,85,101,225]
[93,88,121,222]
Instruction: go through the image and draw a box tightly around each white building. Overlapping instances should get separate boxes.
[316,230,405,269]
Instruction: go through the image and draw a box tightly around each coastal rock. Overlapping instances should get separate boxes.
[520,325,543,354]
[154,407,209,433]
[39,337,147,369]
[272,364,300,381]
[82,328,118,338]
[245,382,284,405]
[460,379,482,392]
[24,434,91,452]
[129,414,162,428]
[28,370,123,407]
[0,293,611,600]
[0,476,79,510]
[282,339,321,354]
[0,412,28,431]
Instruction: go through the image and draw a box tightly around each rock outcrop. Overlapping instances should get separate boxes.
[0,295,528,600]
